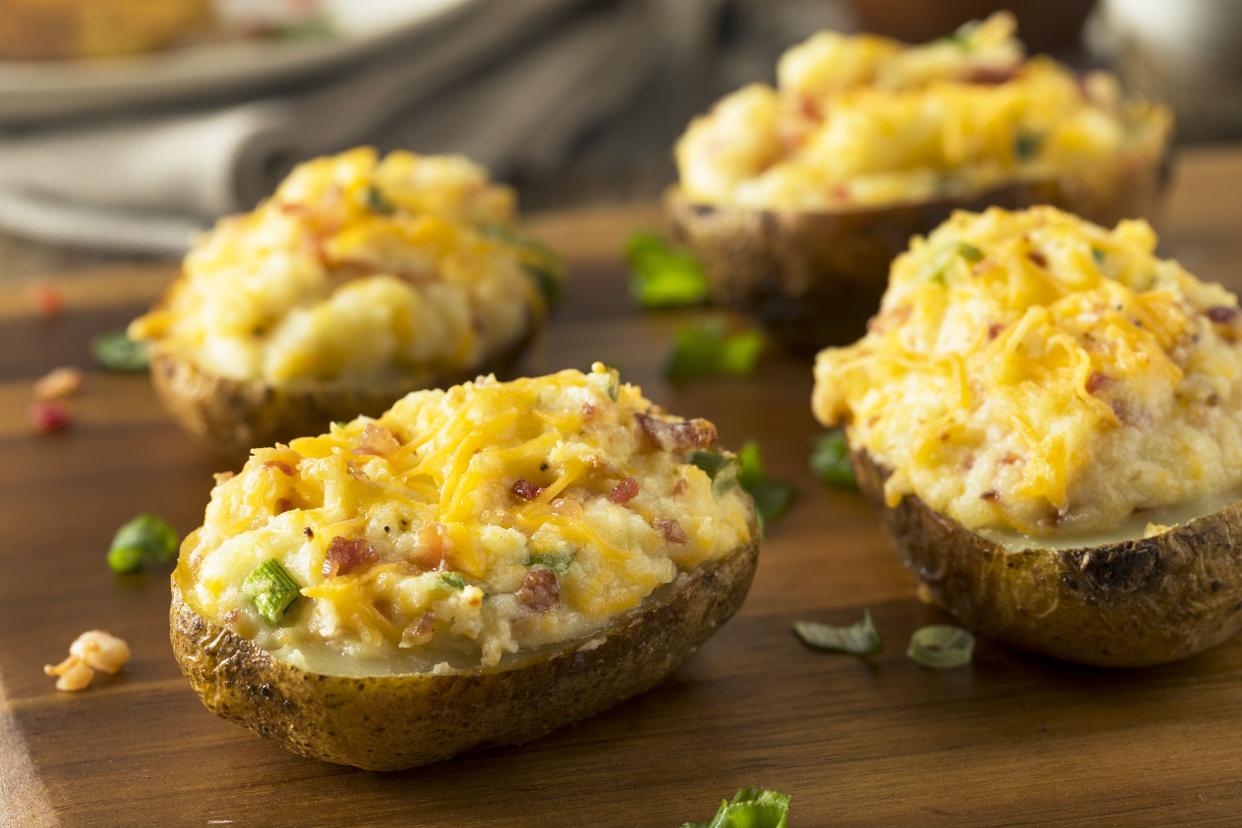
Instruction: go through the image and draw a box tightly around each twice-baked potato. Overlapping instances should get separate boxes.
[131,147,560,454]
[669,13,1172,352]
[171,364,758,769]
[814,206,1242,667]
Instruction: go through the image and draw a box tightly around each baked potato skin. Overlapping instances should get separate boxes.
[149,328,533,455]
[852,449,1242,667]
[667,136,1172,353]
[170,539,758,771]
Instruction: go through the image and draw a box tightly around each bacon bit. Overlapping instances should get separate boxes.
[322,536,378,578]
[263,460,296,476]
[581,402,597,419]
[981,490,1000,502]
[213,471,235,485]
[353,422,401,457]
[33,367,83,400]
[511,478,544,501]
[1027,250,1048,268]
[275,498,293,514]
[610,477,640,504]
[32,283,63,319]
[987,323,1005,340]
[30,401,71,434]
[411,523,447,570]
[303,527,314,539]
[636,412,717,452]
[655,518,688,544]
[400,612,437,648]
[965,65,1019,85]
[1207,393,1221,407]
[1207,306,1238,324]
[1000,452,1019,465]
[673,478,688,496]
[517,568,559,611]
[1085,372,1111,394]
[345,461,369,482]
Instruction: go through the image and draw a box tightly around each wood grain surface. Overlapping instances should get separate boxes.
[4,149,1242,827]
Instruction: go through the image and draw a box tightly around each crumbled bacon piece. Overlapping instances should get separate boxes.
[636,412,717,452]
[1085,372,1111,394]
[33,367,83,400]
[30,401,71,434]
[33,283,63,319]
[655,518,688,544]
[581,402,597,419]
[609,477,640,504]
[411,523,447,570]
[981,490,999,502]
[322,536,378,578]
[511,478,543,501]
[964,65,1019,85]
[517,568,559,611]
[1207,306,1238,324]
[987,323,1005,340]
[263,460,296,476]
[275,498,293,514]
[400,612,437,648]
[353,422,401,457]
[1027,250,1048,268]
[673,478,688,496]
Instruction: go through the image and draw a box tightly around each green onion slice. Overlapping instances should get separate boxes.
[525,551,574,573]
[92,330,149,373]
[626,231,710,309]
[792,610,883,656]
[735,441,799,528]
[681,786,792,828]
[364,185,396,216]
[244,559,302,624]
[109,513,179,567]
[106,546,144,574]
[957,242,984,262]
[809,430,857,489]
[439,572,466,590]
[664,320,763,382]
[907,625,975,668]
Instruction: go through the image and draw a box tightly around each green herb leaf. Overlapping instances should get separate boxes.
[365,185,396,216]
[665,320,763,382]
[603,365,621,401]
[106,546,144,574]
[526,551,574,574]
[809,430,857,489]
[92,330,149,373]
[439,572,466,590]
[243,559,302,624]
[1014,128,1044,161]
[735,441,798,527]
[793,610,883,656]
[689,449,740,496]
[1091,247,1106,265]
[109,513,179,570]
[626,231,710,309]
[957,242,984,263]
[907,625,975,668]
[681,787,792,828]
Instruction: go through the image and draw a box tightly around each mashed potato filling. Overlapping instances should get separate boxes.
[813,206,1242,536]
[676,13,1168,211]
[180,365,754,673]
[130,148,552,386]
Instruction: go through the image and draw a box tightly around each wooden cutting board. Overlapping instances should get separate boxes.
[4,149,1242,827]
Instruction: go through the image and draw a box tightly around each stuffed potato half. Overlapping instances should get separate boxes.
[814,206,1242,666]
[132,147,560,453]
[171,365,758,769]
[669,13,1171,351]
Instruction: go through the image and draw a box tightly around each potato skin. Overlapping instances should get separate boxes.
[852,449,1242,667]
[667,131,1172,353]
[149,328,533,455]
[169,539,758,771]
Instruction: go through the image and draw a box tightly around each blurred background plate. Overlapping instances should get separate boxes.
[0,0,481,121]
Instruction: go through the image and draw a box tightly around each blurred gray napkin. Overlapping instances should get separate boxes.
[0,0,659,254]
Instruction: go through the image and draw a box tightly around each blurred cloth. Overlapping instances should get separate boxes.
[0,0,690,254]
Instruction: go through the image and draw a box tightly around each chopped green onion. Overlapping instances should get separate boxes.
[735,441,798,528]
[108,513,179,572]
[665,320,763,382]
[689,449,733,480]
[793,610,883,656]
[907,625,975,668]
[626,231,710,309]
[106,546,144,574]
[364,185,396,216]
[526,551,574,573]
[1091,247,1106,264]
[604,365,621,401]
[92,330,149,373]
[1014,128,1044,161]
[244,560,302,625]
[809,430,857,489]
[439,572,465,590]
[681,786,792,828]
[957,242,984,262]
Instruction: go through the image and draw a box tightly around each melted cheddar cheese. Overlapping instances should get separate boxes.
[180,365,754,673]
[675,13,1168,211]
[130,147,556,386]
[813,206,1242,536]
